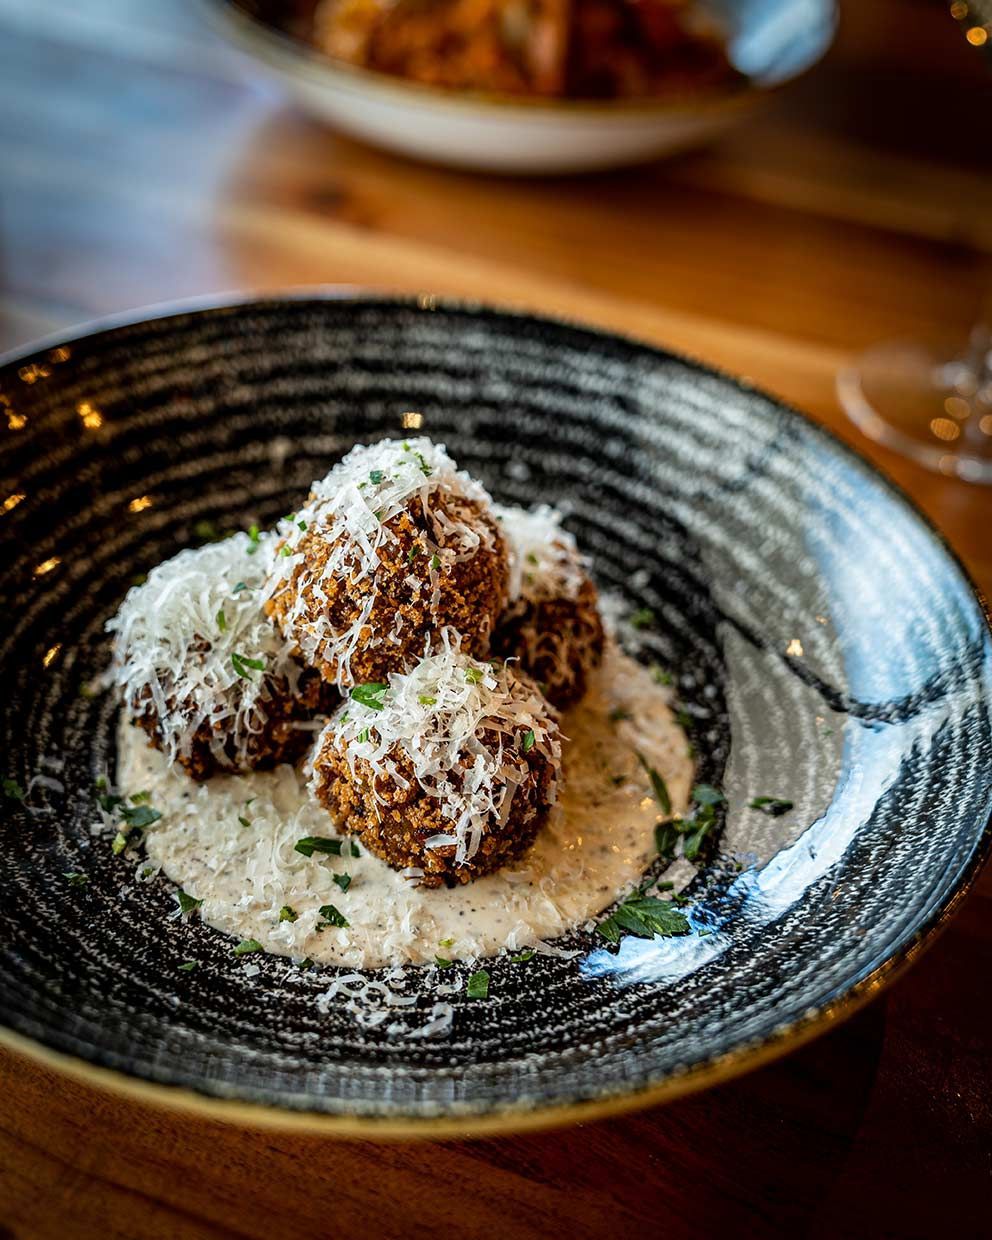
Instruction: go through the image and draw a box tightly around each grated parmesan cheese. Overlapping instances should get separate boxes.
[106,532,305,768]
[495,503,588,605]
[316,628,561,865]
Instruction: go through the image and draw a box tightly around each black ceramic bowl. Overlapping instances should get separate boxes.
[1,295,990,1136]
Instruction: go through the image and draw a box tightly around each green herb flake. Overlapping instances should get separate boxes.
[297,957,315,971]
[317,904,349,929]
[279,544,293,558]
[521,729,536,753]
[232,581,249,594]
[216,608,228,632]
[111,831,128,856]
[414,451,432,477]
[597,894,690,946]
[120,804,161,829]
[231,651,266,679]
[654,822,680,859]
[369,469,386,484]
[279,905,298,923]
[438,937,455,948]
[350,682,387,711]
[297,519,307,532]
[418,694,437,706]
[510,949,535,964]
[464,667,484,685]
[525,552,539,566]
[650,663,673,686]
[466,968,490,999]
[176,890,203,916]
[64,872,88,887]
[98,791,124,813]
[178,960,200,972]
[246,523,261,550]
[430,553,441,571]
[333,873,352,893]
[2,778,25,800]
[637,752,672,815]
[407,545,421,562]
[130,790,152,804]
[692,784,725,807]
[233,939,263,956]
[294,836,347,858]
[357,728,370,744]
[629,608,656,630]
[434,956,454,969]
[95,775,108,791]
[238,816,251,828]
[749,796,794,817]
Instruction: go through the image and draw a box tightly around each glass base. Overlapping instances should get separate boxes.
[838,340,992,484]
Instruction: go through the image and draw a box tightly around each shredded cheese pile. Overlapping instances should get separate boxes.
[495,503,587,604]
[106,532,300,765]
[268,437,499,687]
[318,629,561,864]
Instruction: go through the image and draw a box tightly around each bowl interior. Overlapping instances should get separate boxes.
[0,297,989,1128]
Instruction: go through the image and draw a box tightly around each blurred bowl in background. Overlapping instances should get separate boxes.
[205,0,838,174]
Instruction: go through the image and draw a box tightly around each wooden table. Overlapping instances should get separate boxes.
[1,1,990,1235]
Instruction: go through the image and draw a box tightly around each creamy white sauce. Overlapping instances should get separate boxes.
[116,641,693,969]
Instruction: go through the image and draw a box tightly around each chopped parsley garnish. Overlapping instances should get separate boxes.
[176,890,203,916]
[98,791,124,813]
[749,796,794,816]
[430,553,441,571]
[464,667,484,685]
[238,815,251,828]
[651,663,672,686]
[692,784,725,808]
[510,949,535,964]
[297,957,315,971]
[357,728,370,744]
[111,832,128,856]
[525,552,539,566]
[297,519,307,531]
[418,694,437,706]
[351,682,387,710]
[521,729,536,752]
[434,956,454,969]
[413,451,432,477]
[279,544,293,558]
[654,822,680,859]
[438,937,455,948]
[637,752,671,815]
[120,804,161,829]
[216,608,228,632]
[64,872,88,887]
[279,905,298,923]
[317,904,349,929]
[95,775,108,791]
[294,836,357,858]
[246,523,261,552]
[408,545,421,562]
[231,651,266,678]
[369,469,386,484]
[629,608,656,630]
[466,968,490,999]
[597,892,690,946]
[178,960,199,971]
[682,803,717,862]
[233,939,263,955]
[232,581,249,594]
[2,778,25,800]
[333,873,352,893]
[130,790,151,804]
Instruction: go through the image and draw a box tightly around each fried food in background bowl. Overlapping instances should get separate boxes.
[205,0,837,172]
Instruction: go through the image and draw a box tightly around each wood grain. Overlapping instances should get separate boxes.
[1,0,991,1235]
